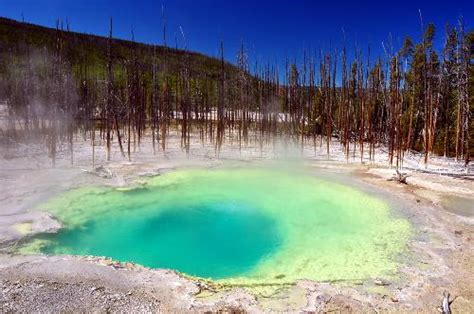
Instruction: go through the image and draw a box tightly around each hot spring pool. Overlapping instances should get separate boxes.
[24,167,411,283]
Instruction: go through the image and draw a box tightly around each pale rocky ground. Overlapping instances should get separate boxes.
[0,131,472,312]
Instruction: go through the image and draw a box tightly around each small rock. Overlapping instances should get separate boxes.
[374,278,391,286]
[106,261,124,269]
[90,286,104,294]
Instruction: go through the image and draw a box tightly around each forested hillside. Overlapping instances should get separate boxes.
[0,17,238,79]
[0,17,472,167]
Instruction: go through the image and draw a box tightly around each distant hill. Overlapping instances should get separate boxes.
[0,17,239,80]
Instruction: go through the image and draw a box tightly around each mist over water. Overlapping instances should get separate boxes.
[25,166,411,283]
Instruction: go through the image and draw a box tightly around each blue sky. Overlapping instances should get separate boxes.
[1,0,472,70]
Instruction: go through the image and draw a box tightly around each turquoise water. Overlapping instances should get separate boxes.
[42,201,281,278]
[26,167,411,283]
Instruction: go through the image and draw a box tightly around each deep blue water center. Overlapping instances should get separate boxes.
[42,201,282,279]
